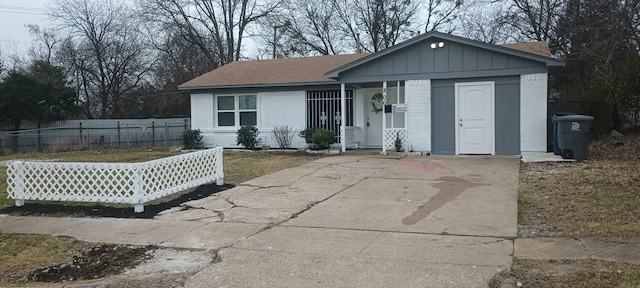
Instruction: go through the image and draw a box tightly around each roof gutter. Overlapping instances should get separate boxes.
[178,81,344,91]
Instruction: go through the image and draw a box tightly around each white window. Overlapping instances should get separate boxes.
[216,95,257,127]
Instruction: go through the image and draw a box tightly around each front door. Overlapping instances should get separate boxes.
[366,93,383,147]
[455,82,495,155]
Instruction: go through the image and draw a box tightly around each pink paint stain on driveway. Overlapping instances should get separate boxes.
[402,161,445,172]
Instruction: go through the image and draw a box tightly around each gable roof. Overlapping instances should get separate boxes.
[325,31,563,79]
[179,54,368,90]
[179,32,563,90]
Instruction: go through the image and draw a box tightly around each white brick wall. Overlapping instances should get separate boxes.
[191,90,308,148]
[406,80,432,152]
[190,94,215,146]
[520,73,548,152]
[258,91,306,148]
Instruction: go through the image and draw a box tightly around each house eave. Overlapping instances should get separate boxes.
[178,80,343,91]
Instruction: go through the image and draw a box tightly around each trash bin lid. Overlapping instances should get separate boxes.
[556,115,594,122]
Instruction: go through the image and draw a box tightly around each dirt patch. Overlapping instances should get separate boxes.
[489,258,640,288]
[1,235,211,287]
[24,245,152,283]
[0,183,233,218]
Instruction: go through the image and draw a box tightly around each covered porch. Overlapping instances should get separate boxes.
[338,81,409,153]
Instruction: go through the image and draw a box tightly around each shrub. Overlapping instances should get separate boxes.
[237,126,261,150]
[394,132,403,152]
[311,128,335,149]
[298,127,318,144]
[182,129,204,149]
[272,126,297,149]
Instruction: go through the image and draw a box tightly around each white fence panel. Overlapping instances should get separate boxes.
[7,147,224,212]
[383,128,408,151]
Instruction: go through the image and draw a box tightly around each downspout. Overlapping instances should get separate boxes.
[341,83,346,152]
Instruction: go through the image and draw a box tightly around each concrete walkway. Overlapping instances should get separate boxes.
[1,154,636,287]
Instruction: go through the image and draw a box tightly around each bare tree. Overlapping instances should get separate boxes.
[458,1,515,43]
[502,0,565,42]
[277,0,345,56]
[26,25,62,64]
[255,0,463,57]
[324,0,421,53]
[49,0,153,118]
[0,49,4,77]
[355,0,420,52]
[139,0,282,66]
[423,0,464,33]
[252,0,353,58]
[145,30,217,116]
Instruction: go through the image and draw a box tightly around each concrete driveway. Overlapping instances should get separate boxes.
[185,154,519,288]
[0,154,519,287]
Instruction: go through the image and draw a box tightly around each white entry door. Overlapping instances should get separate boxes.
[455,82,495,155]
[366,95,383,147]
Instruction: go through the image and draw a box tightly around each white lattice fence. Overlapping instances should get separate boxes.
[383,128,408,151]
[7,147,224,212]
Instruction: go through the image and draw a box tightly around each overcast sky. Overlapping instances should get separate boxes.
[0,0,50,56]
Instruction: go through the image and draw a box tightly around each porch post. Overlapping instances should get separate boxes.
[382,81,387,153]
[340,83,346,152]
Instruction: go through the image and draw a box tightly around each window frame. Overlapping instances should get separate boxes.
[215,94,258,128]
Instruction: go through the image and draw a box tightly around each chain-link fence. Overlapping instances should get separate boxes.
[0,118,190,154]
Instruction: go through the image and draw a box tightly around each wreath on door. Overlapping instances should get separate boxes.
[371,93,383,113]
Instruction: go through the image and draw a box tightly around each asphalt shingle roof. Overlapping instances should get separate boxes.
[179,54,369,89]
[179,41,554,89]
[501,41,552,57]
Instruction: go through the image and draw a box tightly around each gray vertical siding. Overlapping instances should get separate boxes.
[339,40,546,83]
[431,76,521,155]
[431,85,456,155]
[495,83,521,154]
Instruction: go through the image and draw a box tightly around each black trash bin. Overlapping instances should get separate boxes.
[556,115,595,161]
[552,112,573,155]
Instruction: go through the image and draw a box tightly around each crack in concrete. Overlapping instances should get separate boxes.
[332,156,401,170]
[282,224,517,241]
[355,231,385,256]
[290,164,331,183]
[224,198,238,208]
[241,184,290,189]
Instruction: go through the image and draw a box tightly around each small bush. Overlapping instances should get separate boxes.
[272,126,297,149]
[298,127,318,144]
[311,128,335,149]
[182,129,204,149]
[394,132,403,152]
[237,126,261,150]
